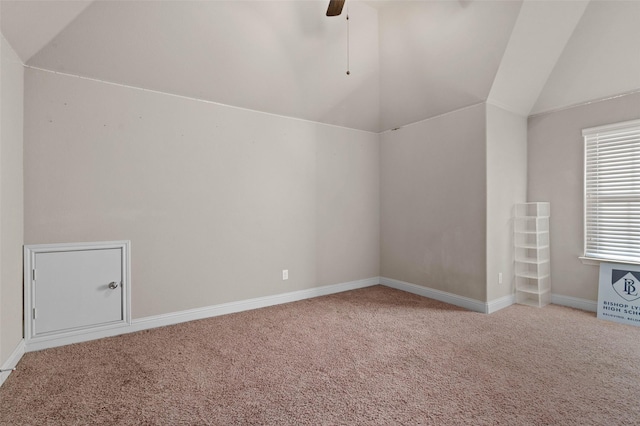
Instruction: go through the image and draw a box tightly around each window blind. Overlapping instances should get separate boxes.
[584,119,640,263]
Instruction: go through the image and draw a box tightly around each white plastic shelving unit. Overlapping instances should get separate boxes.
[514,202,550,307]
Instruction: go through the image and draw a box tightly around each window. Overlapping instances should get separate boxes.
[583,119,640,264]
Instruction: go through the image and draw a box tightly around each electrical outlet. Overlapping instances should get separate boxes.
[498,272,503,284]
[282,269,289,280]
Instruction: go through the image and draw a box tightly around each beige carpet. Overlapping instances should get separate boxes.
[1,285,639,425]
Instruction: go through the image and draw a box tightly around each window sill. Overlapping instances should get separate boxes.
[579,256,640,266]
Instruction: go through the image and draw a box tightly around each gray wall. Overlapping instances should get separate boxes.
[528,92,640,301]
[380,104,487,301]
[0,34,24,364]
[24,68,380,319]
[486,104,527,301]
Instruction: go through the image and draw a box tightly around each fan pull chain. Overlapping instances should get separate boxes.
[346,12,350,75]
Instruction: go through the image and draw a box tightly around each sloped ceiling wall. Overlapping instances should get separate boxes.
[378,0,522,130]
[1,0,639,132]
[24,1,382,132]
[487,0,589,116]
[0,0,92,62]
[532,0,640,115]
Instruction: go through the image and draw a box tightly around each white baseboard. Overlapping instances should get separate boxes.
[0,339,25,387]
[25,322,133,352]
[487,294,515,313]
[26,276,586,355]
[551,293,597,312]
[129,277,380,332]
[380,277,488,313]
[17,276,598,359]
[380,278,597,314]
[25,277,380,352]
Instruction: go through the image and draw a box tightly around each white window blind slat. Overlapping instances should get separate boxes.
[585,136,640,147]
[586,153,640,164]
[587,177,640,186]
[585,211,640,217]
[586,140,640,149]
[585,133,640,144]
[587,237,640,245]
[583,119,640,263]
[586,143,640,151]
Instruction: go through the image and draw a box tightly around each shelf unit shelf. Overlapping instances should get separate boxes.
[516,291,551,308]
[515,256,548,265]
[515,244,549,249]
[516,271,550,280]
[514,202,550,308]
[516,283,549,294]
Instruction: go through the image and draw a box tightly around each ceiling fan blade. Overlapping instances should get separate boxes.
[326,0,345,17]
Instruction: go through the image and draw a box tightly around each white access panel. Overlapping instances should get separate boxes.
[34,249,122,335]
[24,241,131,348]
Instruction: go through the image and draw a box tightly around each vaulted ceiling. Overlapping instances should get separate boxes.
[2,0,639,132]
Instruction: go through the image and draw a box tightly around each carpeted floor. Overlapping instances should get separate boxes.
[1,285,639,425]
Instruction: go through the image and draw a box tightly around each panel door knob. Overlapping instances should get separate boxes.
[108,281,120,289]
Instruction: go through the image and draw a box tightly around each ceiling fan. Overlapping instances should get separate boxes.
[326,0,350,75]
[326,0,346,16]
